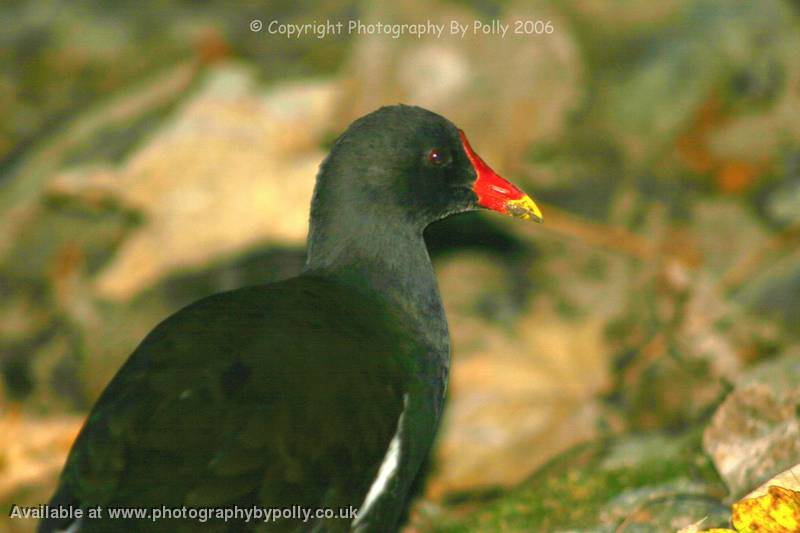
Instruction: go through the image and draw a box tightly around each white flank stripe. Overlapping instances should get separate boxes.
[353,394,408,527]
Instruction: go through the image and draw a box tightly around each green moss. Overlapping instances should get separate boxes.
[433,428,725,532]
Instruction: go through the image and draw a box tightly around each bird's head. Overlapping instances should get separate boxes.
[312,105,542,232]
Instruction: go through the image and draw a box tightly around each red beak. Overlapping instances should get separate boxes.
[459,130,542,222]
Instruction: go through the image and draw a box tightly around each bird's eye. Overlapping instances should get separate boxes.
[427,148,448,166]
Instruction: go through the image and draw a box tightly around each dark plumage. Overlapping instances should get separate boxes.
[40,105,541,532]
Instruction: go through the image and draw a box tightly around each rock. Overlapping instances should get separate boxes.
[0,412,83,502]
[425,429,727,532]
[603,487,730,533]
[431,253,611,495]
[594,0,800,167]
[88,64,339,300]
[703,352,800,498]
[605,263,748,432]
[766,181,800,226]
[741,463,800,501]
[342,0,583,177]
[692,200,768,279]
[737,249,800,332]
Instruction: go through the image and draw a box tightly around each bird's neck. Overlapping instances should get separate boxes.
[303,220,450,363]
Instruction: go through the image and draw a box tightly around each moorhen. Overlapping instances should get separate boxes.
[39,105,541,533]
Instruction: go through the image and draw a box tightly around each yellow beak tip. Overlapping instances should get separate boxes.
[506,196,543,223]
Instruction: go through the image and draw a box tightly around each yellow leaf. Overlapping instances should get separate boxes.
[732,485,800,533]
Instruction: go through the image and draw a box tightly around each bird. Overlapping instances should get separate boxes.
[39,105,542,533]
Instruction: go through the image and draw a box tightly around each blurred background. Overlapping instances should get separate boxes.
[2,1,800,531]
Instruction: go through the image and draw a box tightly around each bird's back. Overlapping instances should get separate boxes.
[41,275,428,532]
